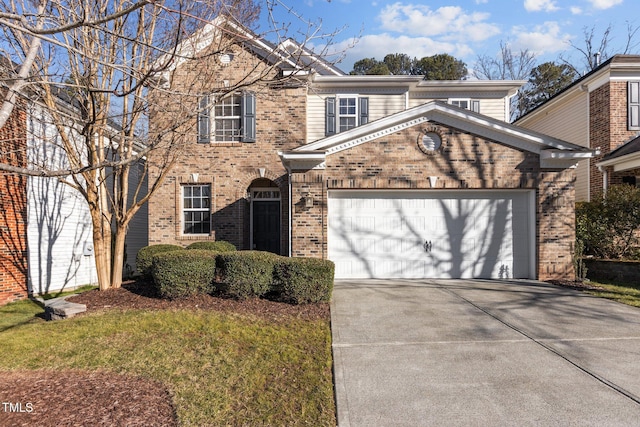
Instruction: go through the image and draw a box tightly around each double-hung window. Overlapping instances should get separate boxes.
[449,98,480,113]
[198,91,256,143]
[325,95,369,136]
[183,184,211,235]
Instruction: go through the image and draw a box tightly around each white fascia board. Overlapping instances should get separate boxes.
[596,151,640,172]
[298,101,590,161]
[540,149,594,168]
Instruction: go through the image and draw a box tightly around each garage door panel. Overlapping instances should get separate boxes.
[328,190,532,279]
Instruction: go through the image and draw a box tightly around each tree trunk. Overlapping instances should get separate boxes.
[92,224,112,291]
[111,226,127,289]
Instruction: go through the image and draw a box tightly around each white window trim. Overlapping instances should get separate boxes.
[182,184,212,235]
[449,98,471,109]
[211,92,242,142]
[336,94,359,132]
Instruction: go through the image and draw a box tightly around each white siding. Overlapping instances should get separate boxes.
[517,92,590,200]
[26,105,96,294]
[307,92,406,143]
[409,97,509,121]
[27,176,96,294]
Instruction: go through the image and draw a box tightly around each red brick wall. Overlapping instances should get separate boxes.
[291,123,576,280]
[589,81,640,196]
[0,101,28,305]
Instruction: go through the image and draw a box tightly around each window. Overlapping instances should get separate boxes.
[198,91,256,143]
[183,185,211,234]
[325,96,369,136]
[449,98,480,113]
[629,81,640,130]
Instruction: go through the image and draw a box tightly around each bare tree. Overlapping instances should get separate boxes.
[473,41,537,120]
[0,0,341,290]
[561,22,640,75]
[473,41,537,81]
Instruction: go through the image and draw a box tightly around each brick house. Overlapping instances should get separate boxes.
[0,96,28,305]
[148,18,592,281]
[516,55,640,201]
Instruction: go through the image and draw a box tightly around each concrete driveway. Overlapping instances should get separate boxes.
[331,279,640,426]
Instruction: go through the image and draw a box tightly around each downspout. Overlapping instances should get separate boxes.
[598,165,608,195]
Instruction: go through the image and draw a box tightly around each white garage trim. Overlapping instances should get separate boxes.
[328,190,535,280]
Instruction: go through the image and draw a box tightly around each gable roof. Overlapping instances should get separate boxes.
[516,55,640,124]
[596,134,640,172]
[280,101,593,170]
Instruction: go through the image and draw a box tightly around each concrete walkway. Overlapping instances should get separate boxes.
[331,279,640,426]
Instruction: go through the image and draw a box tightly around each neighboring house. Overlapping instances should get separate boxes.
[148,18,592,281]
[516,55,640,201]
[0,95,28,305]
[0,80,148,305]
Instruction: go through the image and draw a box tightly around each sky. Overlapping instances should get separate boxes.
[259,0,637,75]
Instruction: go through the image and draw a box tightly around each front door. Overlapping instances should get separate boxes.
[252,200,281,254]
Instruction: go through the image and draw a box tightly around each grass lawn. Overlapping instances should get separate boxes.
[586,279,640,308]
[0,298,335,426]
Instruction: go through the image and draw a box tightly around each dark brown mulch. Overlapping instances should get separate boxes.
[547,279,606,291]
[2,279,329,426]
[67,279,330,322]
[0,370,177,427]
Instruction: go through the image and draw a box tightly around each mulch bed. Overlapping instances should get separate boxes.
[0,370,177,427]
[2,279,330,426]
[67,279,330,322]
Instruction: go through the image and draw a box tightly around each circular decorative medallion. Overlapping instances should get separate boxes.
[219,53,234,65]
[417,127,444,155]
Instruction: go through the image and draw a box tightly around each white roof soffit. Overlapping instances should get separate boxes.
[278,151,326,170]
[311,75,525,92]
[295,101,592,167]
[596,151,640,172]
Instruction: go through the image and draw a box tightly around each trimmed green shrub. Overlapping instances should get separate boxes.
[136,244,184,277]
[186,241,236,252]
[151,249,217,299]
[217,251,281,299]
[273,257,335,304]
[577,184,640,259]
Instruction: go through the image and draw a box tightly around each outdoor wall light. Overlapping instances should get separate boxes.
[301,189,314,207]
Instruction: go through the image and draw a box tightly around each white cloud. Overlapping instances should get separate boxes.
[570,6,583,14]
[475,0,489,3]
[510,21,572,55]
[523,0,559,12]
[587,0,623,9]
[377,3,500,42]
[328,33,474,72]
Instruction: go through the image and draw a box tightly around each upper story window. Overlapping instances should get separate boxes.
[449,98,480,113]
[629,81,640,130]
[325,95,369,136]
[183,184,211,235]
[198,91,256,143]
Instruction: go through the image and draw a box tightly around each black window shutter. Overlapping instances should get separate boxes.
[359,97,369,125]
[325,97,336,136]
[241,91,256,142]
[629,81,640,130]
[197,95,210,144]
[471,100,480,113]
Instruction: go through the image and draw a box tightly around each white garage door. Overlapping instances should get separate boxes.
[328,190,533,279]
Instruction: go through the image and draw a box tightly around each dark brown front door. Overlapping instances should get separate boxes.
[253,201,280,254]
